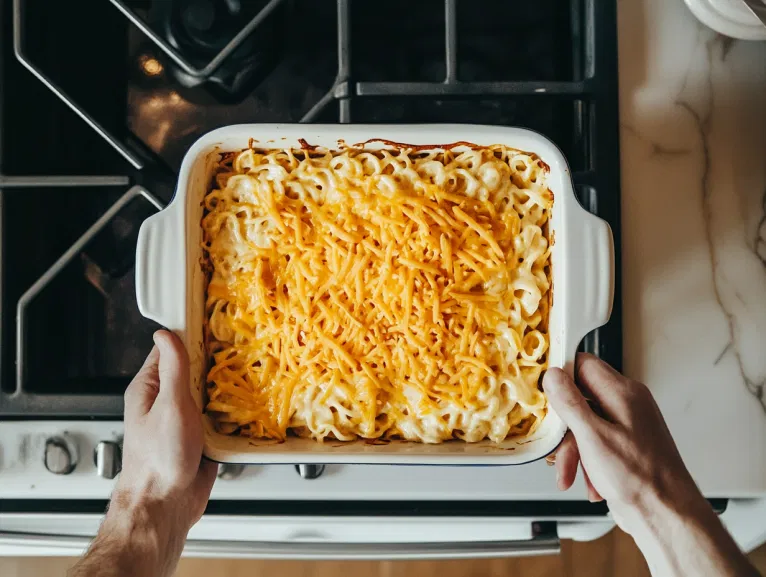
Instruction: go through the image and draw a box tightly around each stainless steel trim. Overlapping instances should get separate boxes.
[0,176,131,188]
[0,533,560,560]
[190,537,561,559]
[742,0,766,28]
[296,464,326,479]
[94,441,122,480]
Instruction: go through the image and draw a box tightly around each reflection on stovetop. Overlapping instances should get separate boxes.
[128,0,338,167]
[127,0,579,169]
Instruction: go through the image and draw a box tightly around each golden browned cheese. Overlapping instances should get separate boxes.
[202,144,552,444]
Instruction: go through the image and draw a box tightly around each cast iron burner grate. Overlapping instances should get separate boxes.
[0,0,621,417]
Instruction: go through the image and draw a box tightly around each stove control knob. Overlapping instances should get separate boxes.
[44,436,78,475]
[217,463,246,480]
[94,441,122,479]
[295,464,325,480]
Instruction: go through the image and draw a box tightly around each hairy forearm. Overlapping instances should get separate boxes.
[68,490,188,577]
[622,489,759,577]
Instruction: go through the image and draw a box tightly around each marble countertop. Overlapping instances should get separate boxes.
[619,0,766,495]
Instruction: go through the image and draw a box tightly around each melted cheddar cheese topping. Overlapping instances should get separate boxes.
[202,144,552,444]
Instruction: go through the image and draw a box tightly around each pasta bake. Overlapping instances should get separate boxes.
[201,142,552,444]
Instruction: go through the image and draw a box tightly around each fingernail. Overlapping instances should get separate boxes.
[556,471,563,490]
[152,331,166,352]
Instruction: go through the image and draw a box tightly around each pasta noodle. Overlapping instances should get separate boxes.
[201,142,552,444]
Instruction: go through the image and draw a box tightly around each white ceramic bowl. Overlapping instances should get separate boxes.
[135,124,614,465]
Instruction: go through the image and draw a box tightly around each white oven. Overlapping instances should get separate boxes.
[1,420,763,559]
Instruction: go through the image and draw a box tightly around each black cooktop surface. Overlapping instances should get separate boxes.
[0,0,622,417]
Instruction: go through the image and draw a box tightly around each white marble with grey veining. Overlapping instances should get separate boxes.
[619,0,766,495]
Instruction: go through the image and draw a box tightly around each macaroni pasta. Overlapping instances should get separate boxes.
[202,142,552,444]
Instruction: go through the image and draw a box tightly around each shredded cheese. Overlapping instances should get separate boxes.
[202,144,552,444]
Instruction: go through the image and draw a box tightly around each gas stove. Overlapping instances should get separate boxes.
[0,0,623,536]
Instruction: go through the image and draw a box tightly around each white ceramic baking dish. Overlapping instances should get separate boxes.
[135,124,613,465]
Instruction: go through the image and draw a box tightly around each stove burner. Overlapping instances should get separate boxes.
[4,0,622,419]
[174,0,243,54]
[155,0,288,103]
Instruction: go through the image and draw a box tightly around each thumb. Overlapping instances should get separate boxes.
[124,345,160,421]
[543,368,599,436]
[190,458,218,523]
[153,330,190,404]
[195,458,218,498]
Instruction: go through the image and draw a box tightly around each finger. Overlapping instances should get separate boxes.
[543,368,601,437]
[582,467,604,502]
[575,353,631,420]
[123,345,161,421]
[554,431,580,491]
[153,330,191,405]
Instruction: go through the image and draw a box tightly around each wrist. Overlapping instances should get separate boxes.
[612,478,724,576]
[613,473,710,537]
[613,480,759,577]
[619,486,706,533]
[111,473,196,533]
[100,486,190,575]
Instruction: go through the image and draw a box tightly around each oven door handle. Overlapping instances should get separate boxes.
[183,536,562,559]
[0,532,560,560]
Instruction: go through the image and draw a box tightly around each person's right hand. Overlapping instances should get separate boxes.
[542,353,704,532]
[114,330,217,532]
[70,331,217,577]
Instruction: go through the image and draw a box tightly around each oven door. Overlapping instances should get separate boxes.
[0,514,616,559]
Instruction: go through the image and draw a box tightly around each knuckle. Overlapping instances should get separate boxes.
[625,379,651,401]
[575,355,593,383]
[633,380,651,396]
[576,353,622,385]
[575,354,605,385]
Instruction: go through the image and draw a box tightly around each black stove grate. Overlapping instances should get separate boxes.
[0,0,621,417]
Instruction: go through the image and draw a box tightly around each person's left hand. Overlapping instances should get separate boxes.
[109,330,217,544]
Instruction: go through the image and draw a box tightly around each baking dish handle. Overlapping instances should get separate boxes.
[567,208,614,348]
[135,202,185,330]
